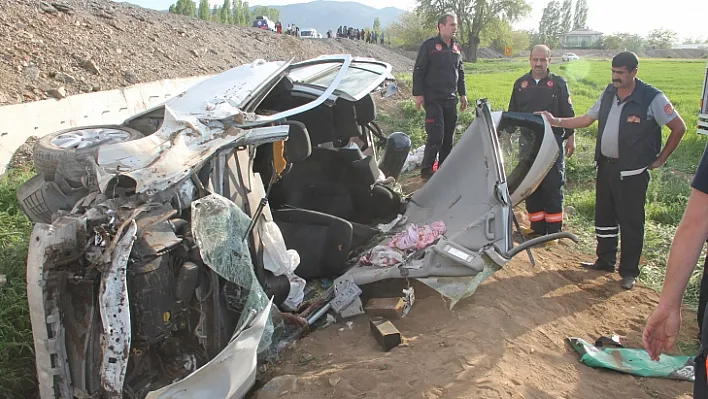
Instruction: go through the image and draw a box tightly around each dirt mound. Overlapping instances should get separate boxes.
[0,0,414,106]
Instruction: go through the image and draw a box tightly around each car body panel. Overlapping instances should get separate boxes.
[346,101,564,301]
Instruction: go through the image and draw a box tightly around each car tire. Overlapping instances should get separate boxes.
[33,125,144,180]
[17,173,89,224]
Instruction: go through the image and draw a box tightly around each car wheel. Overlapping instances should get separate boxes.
[33,125,144,180]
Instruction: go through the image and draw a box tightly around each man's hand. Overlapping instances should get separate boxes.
[648,157,667,170]
[414,95,424,111]
[460,96,468,112]
[642,305,682,361]
[565,135,575,158]
[535,111,559,126]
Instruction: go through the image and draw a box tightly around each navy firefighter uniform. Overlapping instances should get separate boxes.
[412,35,467,179]
[508,70,575,235]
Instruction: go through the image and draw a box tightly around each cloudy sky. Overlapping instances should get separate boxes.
[127,0,706,40]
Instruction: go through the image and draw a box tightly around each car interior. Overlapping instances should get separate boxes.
[250,75,408,283]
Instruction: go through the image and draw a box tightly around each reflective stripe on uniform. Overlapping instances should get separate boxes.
[595,225,619,238]
[545,212,563,223]
[528,211,545,222]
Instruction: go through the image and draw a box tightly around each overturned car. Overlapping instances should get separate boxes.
[19,55,576,399]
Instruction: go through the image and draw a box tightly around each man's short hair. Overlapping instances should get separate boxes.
[437,12,456,28]
[612,51,639,71]
[530,44,551,58]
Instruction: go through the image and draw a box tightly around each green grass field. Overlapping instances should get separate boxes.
[383,58,708,304]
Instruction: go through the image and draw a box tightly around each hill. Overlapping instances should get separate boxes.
[268,0,404,35]
[0,0,414,106]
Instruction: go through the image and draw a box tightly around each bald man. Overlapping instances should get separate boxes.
[507,45,576,239]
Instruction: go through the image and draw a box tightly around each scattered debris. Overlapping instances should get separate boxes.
[568,337,695,381]
[328,376,341,388]
[369,317,401,352]
[46,86,67,99]
[53,72,76,84]
[80,59,101,75]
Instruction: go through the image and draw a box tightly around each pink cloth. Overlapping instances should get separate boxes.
[387,221,446,251]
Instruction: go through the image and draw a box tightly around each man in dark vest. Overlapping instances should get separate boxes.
[412,12,468,181]
[536,52,686,290]
[507,44,576,239]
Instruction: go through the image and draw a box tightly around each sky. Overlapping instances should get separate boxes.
[127,0,707,41]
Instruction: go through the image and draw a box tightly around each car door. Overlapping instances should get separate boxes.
[403,100,559,256]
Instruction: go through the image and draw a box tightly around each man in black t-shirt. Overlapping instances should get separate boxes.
[642,143,708,397]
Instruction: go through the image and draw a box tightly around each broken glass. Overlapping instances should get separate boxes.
[191,193,279,355]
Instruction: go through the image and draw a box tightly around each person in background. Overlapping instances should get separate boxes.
[536,51,686,290]
[507,44,575,240]
[642,142,708,397]
[412,12,468,181]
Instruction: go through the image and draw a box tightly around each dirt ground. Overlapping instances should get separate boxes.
[269,207,697,399]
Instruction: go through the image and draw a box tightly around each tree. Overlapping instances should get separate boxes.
[647,28,678,49]
[170,0,197,17]
[537,0,562,48]
[198,0,210,20]
[387,11,437,49]
[242,1,251,25]
[416,0,532,62]
[212,5,222,23]
[221,0,231,24]
[233,0,243,25]
[560,0,572,34]
[373,17,381,33]
[601,34,623,50]
[572,0,587,30]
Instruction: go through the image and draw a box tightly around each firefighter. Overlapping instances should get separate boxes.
[412,12,468,181]
[507,44,575,238]
[537,52,687,290]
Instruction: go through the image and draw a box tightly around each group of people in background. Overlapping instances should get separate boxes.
[336,26,389,45]
[267,22,388,44]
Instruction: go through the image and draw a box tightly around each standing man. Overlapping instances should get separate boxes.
[537,52,686,290]
[412,12,468,181]
[508,45,576,238]
[642,142,708,397]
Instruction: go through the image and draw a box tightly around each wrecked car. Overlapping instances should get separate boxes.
[18,54,576,399]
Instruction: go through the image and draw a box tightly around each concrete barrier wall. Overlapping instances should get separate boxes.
[0,74,215,175]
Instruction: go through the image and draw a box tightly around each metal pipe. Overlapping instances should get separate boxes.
[504,231,579,259]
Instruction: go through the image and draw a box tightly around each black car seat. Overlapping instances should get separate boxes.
[272,208,353,280]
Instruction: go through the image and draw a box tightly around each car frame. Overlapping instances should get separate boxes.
[21,55,576,399]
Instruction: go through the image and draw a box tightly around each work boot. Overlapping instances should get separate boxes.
[620,276,636,290]
[580,260,615,273]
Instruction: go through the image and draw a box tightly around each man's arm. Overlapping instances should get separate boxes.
[535,111,596,129]
[643,188,708,360]
[648,95,687,169]
[507,81,519,112]
[457,59,466,97]
[412,42,429,97]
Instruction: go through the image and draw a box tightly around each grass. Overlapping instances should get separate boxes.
[0,166,38,399]
[388,58,708,309]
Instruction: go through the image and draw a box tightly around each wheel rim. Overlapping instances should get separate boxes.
[50,128,132,150]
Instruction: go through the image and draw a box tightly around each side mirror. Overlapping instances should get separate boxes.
[282,121,311,163]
